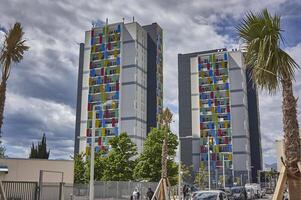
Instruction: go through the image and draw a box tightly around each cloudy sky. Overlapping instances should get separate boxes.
[0,0,301,165]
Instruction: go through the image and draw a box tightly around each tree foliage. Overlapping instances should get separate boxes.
[134,128,178,185]
[0,139,5,158]
[102,132,137,181]
[194,164,208,190]
[236,9,299,92]
[29,133,50,159]
[237,9,301,196]
[73,153,87,184]
[73,133,137,182]
[94,152,106,181]
[181,163,194,184]
[0,22,29,134]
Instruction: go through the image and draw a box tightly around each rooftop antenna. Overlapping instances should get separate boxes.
[106,18,108,26]
[133,16,135,22]
[122,18,125,23]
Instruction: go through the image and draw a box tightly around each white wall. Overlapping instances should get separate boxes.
[190,57,200,138]
[229,51,251,172]
[79,30,92,154]
[0,158,74,183]
[120,22,147,153]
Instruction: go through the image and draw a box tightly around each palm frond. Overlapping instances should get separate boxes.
[0,22,29,80]
[236,9,299,93]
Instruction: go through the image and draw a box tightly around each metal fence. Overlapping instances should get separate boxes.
[2,181,38,200]
[1,181,160,200]
[38,181,159,200]
[71,181,158,200]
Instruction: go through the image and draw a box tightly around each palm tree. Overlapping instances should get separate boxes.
[237,9,301,198]
[155,108,173,199]
[160,108,173,178]
[0,22,29,133]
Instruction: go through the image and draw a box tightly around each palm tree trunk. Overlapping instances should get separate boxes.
[161,130,168,178]
[282,78,301,199]
[0,80,7,134]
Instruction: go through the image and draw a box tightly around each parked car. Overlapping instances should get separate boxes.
[192,190,229,200]
[230,186,246,200]
[245,183,262,198]
[217,188,233,200]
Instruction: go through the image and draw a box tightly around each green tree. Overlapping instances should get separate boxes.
[102,132,137,181]
[74,151,106,183]
[134,128,178,185]
[0,142,6,158]
[0,22,29,134]
[194,164,208,190]
[73,153,87,184]
[181,163,194,184]
[235,177,241,186]
[29,133,50,159]
[94,152,106,181]
[237,9,301,197]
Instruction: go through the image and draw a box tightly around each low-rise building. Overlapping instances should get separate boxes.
[275,133,301,172]
[0,158,74,183]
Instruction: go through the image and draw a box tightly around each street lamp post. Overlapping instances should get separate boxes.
[207,136,211,190]
[178,139,181,200]
[178,135,193,200]
[77,100,113,200]
[89,105,96,200]
[222,154,226,188]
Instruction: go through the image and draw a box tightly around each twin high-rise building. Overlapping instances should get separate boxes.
[178,49,262,186]
[74,19,262,186]
[74,21,163,155]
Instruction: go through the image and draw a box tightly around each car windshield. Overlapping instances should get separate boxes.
[231,188,241,193]
[195,192,218,200]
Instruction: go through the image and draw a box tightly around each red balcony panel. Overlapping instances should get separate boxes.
[218,129,222,136]
[86,129,91,137]
[214,99,218,106]
[112,118,116,127]
[215,69,219,76]
[88,103,93,111]
[226,106,230,113]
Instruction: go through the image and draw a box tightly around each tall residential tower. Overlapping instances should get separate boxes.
[74,21,163,155]
[178,49,262,186]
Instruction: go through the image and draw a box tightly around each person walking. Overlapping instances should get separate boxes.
[146,188,154,200]
[132,188,140,200]
[183,185,189,200]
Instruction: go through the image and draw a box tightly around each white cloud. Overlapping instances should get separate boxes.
[0,0,300,162]
[4,92,75,159]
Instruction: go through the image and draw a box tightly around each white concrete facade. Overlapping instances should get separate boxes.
[79,22,147,155]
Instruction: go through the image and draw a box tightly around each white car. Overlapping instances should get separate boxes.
[192,190,229,200]
[245,183,261,198]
